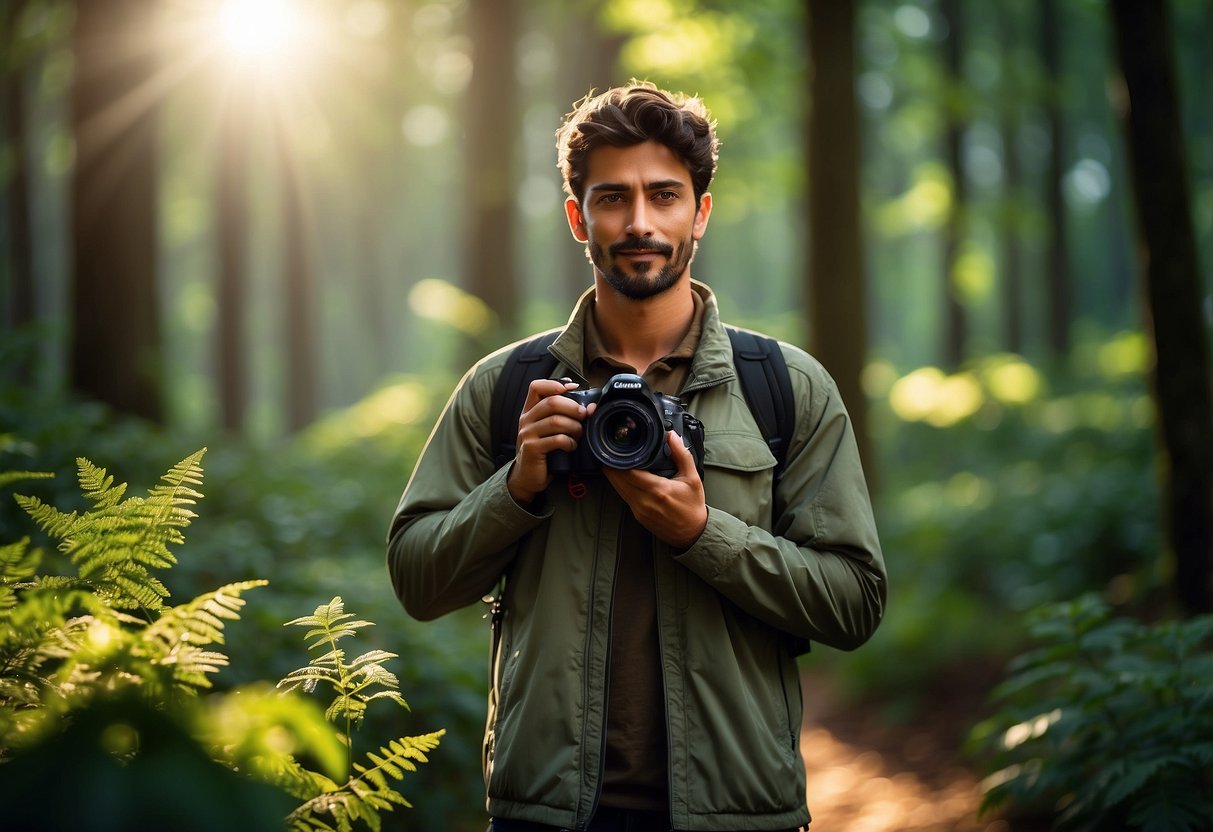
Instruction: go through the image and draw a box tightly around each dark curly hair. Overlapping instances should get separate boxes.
[556,81,719,207]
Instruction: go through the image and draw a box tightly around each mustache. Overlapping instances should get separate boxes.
[610,239,674,257]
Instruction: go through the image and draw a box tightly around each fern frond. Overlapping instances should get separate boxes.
[145,580,268,650]
[44,450,209,613]
[76,457,127,508]
[13,494,80,541]
[285,731,444,832]
[0,470,53,490]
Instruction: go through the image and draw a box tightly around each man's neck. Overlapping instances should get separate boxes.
[591,274,696,372]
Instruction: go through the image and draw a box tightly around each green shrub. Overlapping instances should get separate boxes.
[969,594,1213,831]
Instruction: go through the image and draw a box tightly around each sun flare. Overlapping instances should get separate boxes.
[216,0,304,68]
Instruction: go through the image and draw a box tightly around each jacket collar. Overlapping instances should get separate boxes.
[549,279,735,392]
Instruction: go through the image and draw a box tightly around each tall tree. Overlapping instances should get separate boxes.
[1108,0,1213,616]
[465,0,521,353]
[997,1,1026,356]
[274,118,317,433]
[805,0,875,486]
[3,0,35,363]
[940,0,969,370]
[1040,0,1072,356]
[215,100,249,433]
[556,0,624,306]
[69,0,163,421]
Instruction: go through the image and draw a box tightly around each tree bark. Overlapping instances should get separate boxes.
[216,102,248,433]
[1109,0,1213,616]
[940,0,968,370]
[805,0,876,488]
[275,119,317,433]
[3,0,35,358]
[1040,0,1071,356]
[69,0,163,421]
[997,2,1025,356]
[465,0,520,356]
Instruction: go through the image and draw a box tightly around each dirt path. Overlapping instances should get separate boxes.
[800,672,1012,832]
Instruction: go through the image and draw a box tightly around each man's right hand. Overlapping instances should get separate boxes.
[506,378,588,507]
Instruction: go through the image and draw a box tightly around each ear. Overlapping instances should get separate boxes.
[692,192,712,241]
[565,196,589,243]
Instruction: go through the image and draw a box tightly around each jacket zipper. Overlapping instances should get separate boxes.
[577,501,622,832]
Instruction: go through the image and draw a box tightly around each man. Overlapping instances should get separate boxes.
[388,82,886,832]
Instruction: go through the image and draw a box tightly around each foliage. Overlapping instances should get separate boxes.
[969,595,1213,831]
[0,450,443,831]
[274,596,445,832]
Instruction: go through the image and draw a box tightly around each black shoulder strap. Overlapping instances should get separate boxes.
[491,331,560,470]
[491,326,795,477]
[727,327,795,479]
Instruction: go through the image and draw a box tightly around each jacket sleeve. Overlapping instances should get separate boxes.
[675,356,887,650]
[386,362,550,621]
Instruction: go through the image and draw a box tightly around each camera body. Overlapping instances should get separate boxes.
[549,373,705,478]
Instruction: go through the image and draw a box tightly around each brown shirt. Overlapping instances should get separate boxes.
[582,292,704,812]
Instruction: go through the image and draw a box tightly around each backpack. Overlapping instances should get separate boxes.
[489,326,795,480]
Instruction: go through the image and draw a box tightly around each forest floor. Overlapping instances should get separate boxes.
[798,668,1042,832]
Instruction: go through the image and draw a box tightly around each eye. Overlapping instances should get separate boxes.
[597,193,625,204]
[653,191,678,202]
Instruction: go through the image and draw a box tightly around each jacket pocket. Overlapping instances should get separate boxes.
[701,430,776,527]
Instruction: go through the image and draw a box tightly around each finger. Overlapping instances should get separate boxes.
[521,377,580,411]
[666,430,699,480]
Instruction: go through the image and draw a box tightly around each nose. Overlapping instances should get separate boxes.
[625,200,653,236]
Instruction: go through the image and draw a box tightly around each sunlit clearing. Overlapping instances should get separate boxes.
[409,278,495,336]
[216,0,305,70]
[302,380,431,453]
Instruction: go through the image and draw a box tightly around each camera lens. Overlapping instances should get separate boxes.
[588,400,660,469]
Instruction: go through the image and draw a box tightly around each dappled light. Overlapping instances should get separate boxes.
[3,0,1211,829]
[408,278,496,337]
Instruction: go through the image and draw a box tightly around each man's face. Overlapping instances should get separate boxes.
[565,141,712,300]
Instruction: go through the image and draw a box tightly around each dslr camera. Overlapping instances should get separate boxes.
[549,373,705,478]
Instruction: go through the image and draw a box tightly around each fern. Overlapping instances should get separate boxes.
[285,731,446,832]
[276,596,439,831]
[14,450,205,613]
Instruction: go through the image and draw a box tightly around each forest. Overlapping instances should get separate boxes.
[1,0,1211,830]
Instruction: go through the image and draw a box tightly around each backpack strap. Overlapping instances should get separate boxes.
[727,327,795,480]
[490,330,560,470]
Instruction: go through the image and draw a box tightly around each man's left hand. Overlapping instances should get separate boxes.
[603,430,708,550]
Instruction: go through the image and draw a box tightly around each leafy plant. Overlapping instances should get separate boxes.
[274,596,445,832]
[970,594,1213,831]
[0,451,266,750]
[0,451,443,831]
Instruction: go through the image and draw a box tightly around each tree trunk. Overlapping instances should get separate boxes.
[3,0,35,359]
[275,120,317,433]
[1040,0,1071,356]
[1109,0,1213,616]
[465,0,520,356]
[216,102,248,433]
[997,2,1025,356]
[940,0,968,370]
[557,5,624,306]
[69,0,163,422]
[805,0,875,488]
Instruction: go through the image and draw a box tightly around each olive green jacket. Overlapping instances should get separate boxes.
[388,282,886,831]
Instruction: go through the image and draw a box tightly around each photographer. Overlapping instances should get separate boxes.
[388,83,886,832]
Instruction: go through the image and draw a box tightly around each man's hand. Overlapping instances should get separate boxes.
[507,378,587,507]
[603,430,708,550]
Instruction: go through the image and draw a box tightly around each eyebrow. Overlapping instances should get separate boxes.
[587,179,687,195]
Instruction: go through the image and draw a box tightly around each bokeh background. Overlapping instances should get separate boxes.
[1,1,1210,830]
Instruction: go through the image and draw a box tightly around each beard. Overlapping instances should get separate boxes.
[589,236,695,300]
